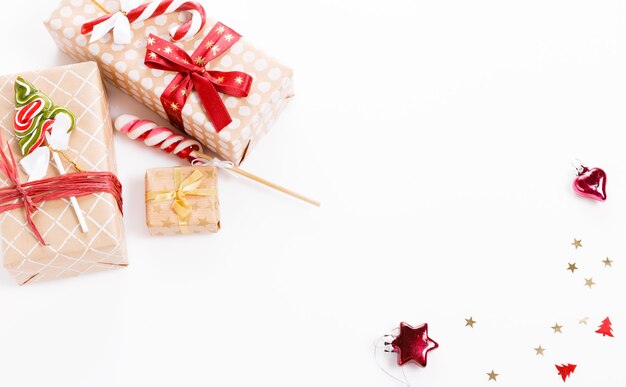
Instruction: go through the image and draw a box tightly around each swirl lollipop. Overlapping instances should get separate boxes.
[14,77,88,232]
[14,78,54,156]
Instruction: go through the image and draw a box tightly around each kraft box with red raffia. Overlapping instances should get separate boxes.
[0,62,127,285]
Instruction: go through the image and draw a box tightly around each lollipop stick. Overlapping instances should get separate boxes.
[193,151,320,207]
[114,114,320,207]
[51,152,89,232]
[90,0,111,14]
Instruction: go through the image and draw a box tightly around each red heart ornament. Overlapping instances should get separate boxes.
[573,167,607,201]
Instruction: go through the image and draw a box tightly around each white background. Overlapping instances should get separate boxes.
[1,0,626,386]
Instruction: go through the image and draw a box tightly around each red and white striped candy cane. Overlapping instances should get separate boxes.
[114,114,202,161]
[114,114,321,207]
[82,0,206,42]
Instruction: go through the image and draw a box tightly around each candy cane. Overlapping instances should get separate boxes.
[114,114,202,161]
[82,0,206,44]
[114,114,321,207]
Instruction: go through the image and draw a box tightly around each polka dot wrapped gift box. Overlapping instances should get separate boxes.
[44,0,294,166]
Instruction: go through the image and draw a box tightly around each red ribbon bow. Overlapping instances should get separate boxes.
[0,140,123,246]
[144,22,253,132]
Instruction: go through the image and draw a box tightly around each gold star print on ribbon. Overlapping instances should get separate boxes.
[146,169,214,234]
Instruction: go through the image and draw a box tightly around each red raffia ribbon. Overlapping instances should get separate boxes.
[144,22,253,132]
[0,140,123,246]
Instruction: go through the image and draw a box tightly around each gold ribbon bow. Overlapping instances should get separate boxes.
[146,168,214,233]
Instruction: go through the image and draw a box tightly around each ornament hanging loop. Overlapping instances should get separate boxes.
[571,159,585,175]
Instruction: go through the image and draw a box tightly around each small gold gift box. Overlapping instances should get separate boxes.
[145,166,220,236]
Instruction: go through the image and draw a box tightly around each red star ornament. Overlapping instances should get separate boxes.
[390,322,439,367]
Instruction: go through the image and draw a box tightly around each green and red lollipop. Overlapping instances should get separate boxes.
[13,77,87,232]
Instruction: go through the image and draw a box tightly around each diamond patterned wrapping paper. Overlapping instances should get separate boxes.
[44,0,295,165]
[0,62,128,285]
[145,166,220,236]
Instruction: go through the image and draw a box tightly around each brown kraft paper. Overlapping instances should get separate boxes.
[0,61,128,285]
[145,166,220,236]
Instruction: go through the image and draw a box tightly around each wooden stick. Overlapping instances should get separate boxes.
[51,152,89,232]
[90,0,111,14]
[192,151,320,207]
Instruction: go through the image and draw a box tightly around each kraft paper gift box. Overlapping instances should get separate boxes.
[0,62,128,285]
[145,166,220,236]
[44,0,295,166]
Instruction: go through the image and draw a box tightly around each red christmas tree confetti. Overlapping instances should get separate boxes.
[595,317,614,337]
[555,364,577,382]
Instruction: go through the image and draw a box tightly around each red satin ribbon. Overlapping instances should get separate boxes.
[0,141,123,246]
[144,22,253,132]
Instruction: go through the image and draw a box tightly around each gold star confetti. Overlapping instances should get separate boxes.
[194,56,206,66]
[205,40,215,49]
[603,257,613,267]
[164,46,173,54]
[148,52,157,59]
[215,76,225,83]
[552,323,563,333]
[487,370,498,381]
[170,102,179,111]
[216,25,225,34]
[567,262,578,273]
[534,345,546,356]
[572,239,583,249]
[224,33,234,42]
[465,317,476,328]
[147,37,155,45]
[211,45,220,55]
[584,278,595,289]
[579,317,589,325]
[234,76,243,85]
